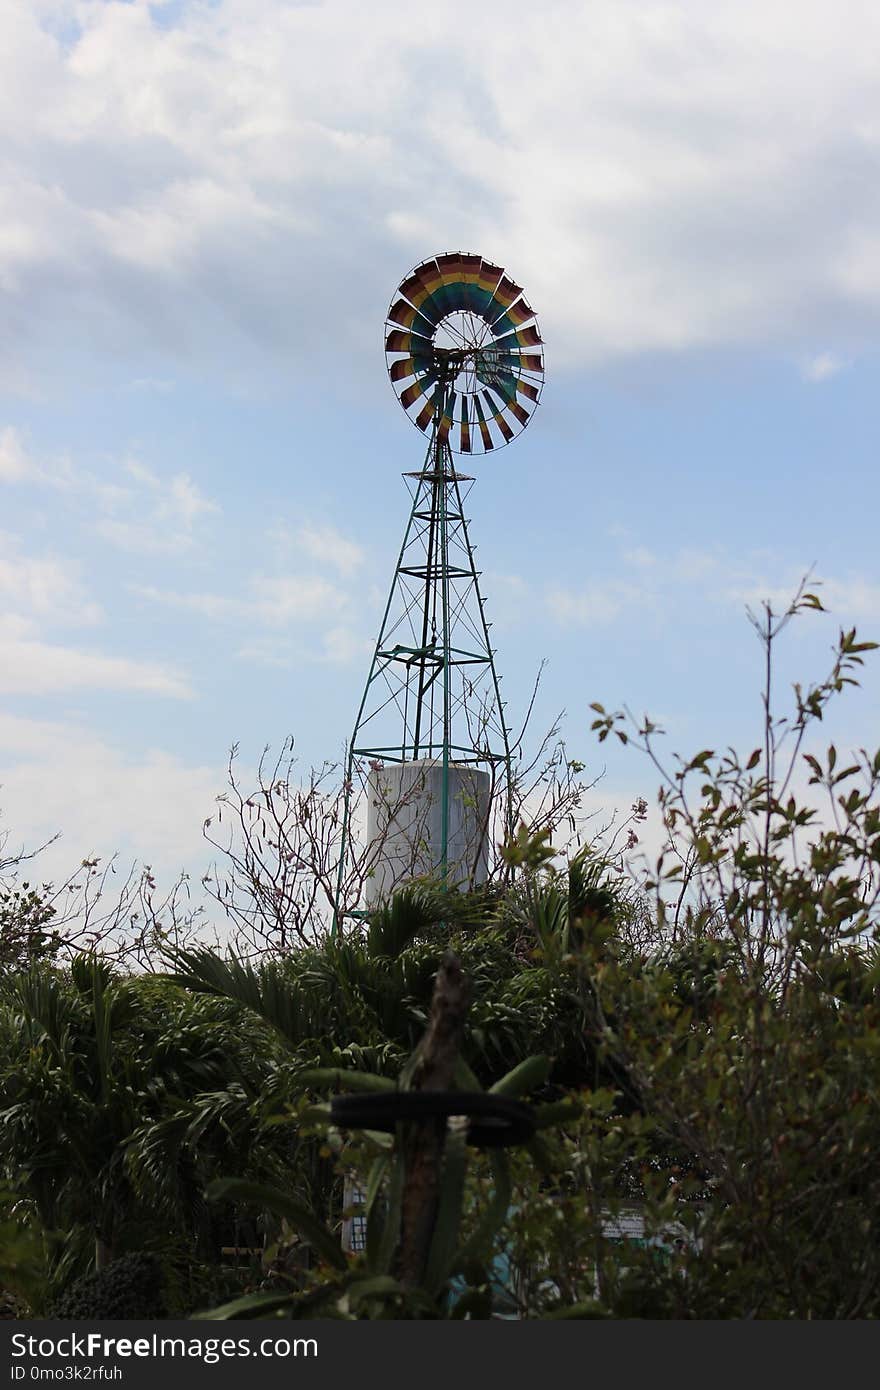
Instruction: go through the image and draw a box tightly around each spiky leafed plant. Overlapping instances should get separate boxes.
[0,957,281,1289]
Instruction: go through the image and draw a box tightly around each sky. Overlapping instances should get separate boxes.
[1,0,879,908]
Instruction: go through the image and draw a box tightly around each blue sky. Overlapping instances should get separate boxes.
[1,0,879,900]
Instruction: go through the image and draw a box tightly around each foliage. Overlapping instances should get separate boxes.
[195,1046,569,1320]
[48,1252,167,1321]
[0,884,60,972]
[2,582,879,1319]
[536,582,880,1317]
[0,805,207,971]
[0,1185,50,1314]
[0,959,288,1311]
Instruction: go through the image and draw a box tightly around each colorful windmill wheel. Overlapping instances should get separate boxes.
[384,252,544,454]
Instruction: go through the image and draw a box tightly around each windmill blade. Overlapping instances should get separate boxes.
[435,252,494,318]
[495,323,543,349]
[414,399,434,432]
[459,393,471,453]
[437,401,454,447]
[483,380,529,429]
[516,377,541,402]
[387,299,437,337]
[505,297,536,327]
[507,350,544,375]
[476,259,504,294]
[436,251,468,280]
[385,328,434,356]
[458,254,483,313]
[400,378,432,410]
[467,258,505,319]
[494,412,514,443]
[390,356,436,384]
[472,391,494,451]
[484,274,524,326]
[482,391,514,443]
[398,262,445,317]
[491,299,537,339]
[486,345,542,383]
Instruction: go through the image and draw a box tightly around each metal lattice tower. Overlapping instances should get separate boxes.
[334,252,544,920]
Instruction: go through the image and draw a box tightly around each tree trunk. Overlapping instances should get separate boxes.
[398,951,470,1289]
[95,1235,114,1271]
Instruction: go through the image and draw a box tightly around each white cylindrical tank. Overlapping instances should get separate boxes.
[364,759,491,907]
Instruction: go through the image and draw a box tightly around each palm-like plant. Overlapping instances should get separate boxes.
[167,861,632,1091]
[0,957,280,1283]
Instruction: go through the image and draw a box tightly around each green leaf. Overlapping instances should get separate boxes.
[452,1056,484,1091]
[297,1068,397,1093]
[533,1098,582,1130]
[363,1154,391,1271]
[524,1133,555,1173]
[489,1054,551,1098]
[347,1275,404,1306]
[191,1290,296,1320]
[425,1123,468,1294]
[455,1150,511,1270]
[374,1152,405,1275]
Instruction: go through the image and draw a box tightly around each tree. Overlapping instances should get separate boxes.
[0,957,284,1301]
[0,883,60,972]
[517,581,880,1317]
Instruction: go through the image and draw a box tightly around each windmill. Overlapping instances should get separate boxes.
[335,252,544,919]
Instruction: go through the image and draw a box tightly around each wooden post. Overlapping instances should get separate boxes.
[398,951,470,1288]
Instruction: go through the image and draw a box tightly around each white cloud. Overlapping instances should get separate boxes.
[253,574,347,624]
[124,376,175,393]
[540,547,880,633]
[0,532,188,698]
[810,577,880,622]
[235,636,294,670]
[0,426,32,482]
[622,546,656,570]
[96,460,219,549]
[802,352,848,382]
[0,428,219,551]
[0,711,217,885]
[0,627,192,698]
[237,623,371,668]
[2,1,880,380]
[91,467,218,553]
[92,517,195,556]
[0,532,101,626]
[672,549,720,583]
[320,624,372,665]
[136,571,349,626]
[0,426,130,508]
[547,579,655,627]
[282,523,365,578]
[167,472,218,526]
